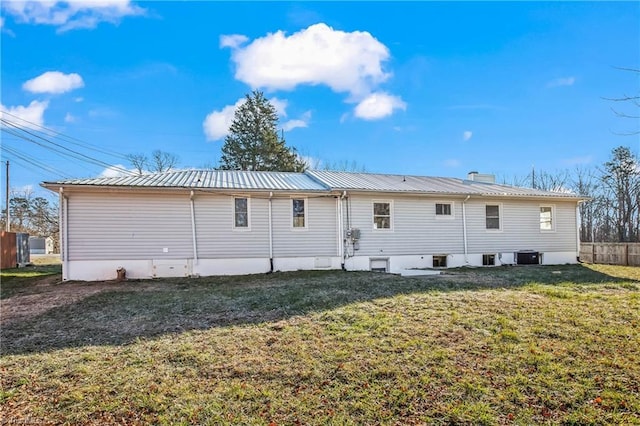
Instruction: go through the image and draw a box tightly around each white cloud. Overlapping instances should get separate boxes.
[64,113,76,123]
[299,155,322,169]
[23,71,84,94]
[203,96,299,141]
[75,97,84,103]
[223,23,391,98]
[219,34,248,49]
[0,100,49,128]
[100,164,129,178]
[354,92,406,120]
[269,97,288,117]
[463,130,473,141]
[203,98,245,141]
[547,76,576,88]
[282,111,311,132]
[444,159,461,168]
[2,0,145,32]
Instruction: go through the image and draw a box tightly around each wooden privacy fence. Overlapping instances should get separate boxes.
[580,243,640,267]
[1,231,17,270]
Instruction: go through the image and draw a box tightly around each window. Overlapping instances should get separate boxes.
[373,202,391,229]
[540,206,553,231]
[433,255,447,268]
[482,254,496,266]
[292,198,306,228]
[486,205,500,230]
[436,203,452,216]
[234,197,249,228]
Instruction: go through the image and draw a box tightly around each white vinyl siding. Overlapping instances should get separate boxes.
[345,196,463,255]
[466,199,577,253]
[272,197,336,257]
[67,192,193,261]
[195,195,269,258]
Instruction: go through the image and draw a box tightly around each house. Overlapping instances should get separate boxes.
[42,170,585,281]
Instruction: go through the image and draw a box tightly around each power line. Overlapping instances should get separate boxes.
[1,144,74,178]
[1,118,133,176]
[0,110,130,161]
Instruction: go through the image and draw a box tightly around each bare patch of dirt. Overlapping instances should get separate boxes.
[1,275,156,326]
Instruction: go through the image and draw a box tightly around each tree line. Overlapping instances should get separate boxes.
[501,146,639,243]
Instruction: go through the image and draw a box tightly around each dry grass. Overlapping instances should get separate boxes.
[1,264,638,425]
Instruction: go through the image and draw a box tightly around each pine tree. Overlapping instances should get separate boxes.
[220,91,306,172]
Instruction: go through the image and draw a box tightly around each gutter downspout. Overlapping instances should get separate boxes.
[268,192,274,272]
[462,195,471,264]
[190,191,198,266]
[59,187,68,280]
[339,191,347,270]
[576,200,585,262]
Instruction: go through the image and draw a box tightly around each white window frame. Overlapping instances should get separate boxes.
[539,205,555,232]
[485,203,502,232]
[435,201,455,220]
[291,197,308,230]
[372,200,393,231]
[232,196,251,231]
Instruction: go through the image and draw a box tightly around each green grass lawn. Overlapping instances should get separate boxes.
[1,264,638,425]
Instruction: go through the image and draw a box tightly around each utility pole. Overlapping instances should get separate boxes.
[5,160,9,232]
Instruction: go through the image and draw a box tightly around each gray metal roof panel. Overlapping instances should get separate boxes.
[43,169,584,199]
[44,169,329,191]
[306,170,583,199]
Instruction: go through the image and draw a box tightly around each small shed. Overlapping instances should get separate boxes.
[29,236,54,255]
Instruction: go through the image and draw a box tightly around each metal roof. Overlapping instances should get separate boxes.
[306,170,583,199]
[42,169,584,199]
[43,169,328,191]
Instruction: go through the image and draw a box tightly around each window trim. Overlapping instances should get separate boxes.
[372,200,394,231]
[232,196,251,231]
[435,201,455,220]
[539,204,555,232]
[291,197,308,230]
[485,203,502,232]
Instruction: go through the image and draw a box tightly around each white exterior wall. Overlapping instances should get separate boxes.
[344,195,465,256]
[271,196,338,258]
[465,198,578,253]
[67,191,193,261]
[342,194,579,272]
[61,189,579,281]
[63,190,341,280]
[194,194,270,259]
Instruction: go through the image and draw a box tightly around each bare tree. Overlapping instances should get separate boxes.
[322,160,367,172]
[126,151,179,174]
[600,146,640,242]
[151,150,179,173]
[605,67,639,136]
[126,153,148,175]
[572,167,602,242]
[1,188,59,249]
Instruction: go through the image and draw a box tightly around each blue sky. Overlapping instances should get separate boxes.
[1,1,639,197]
